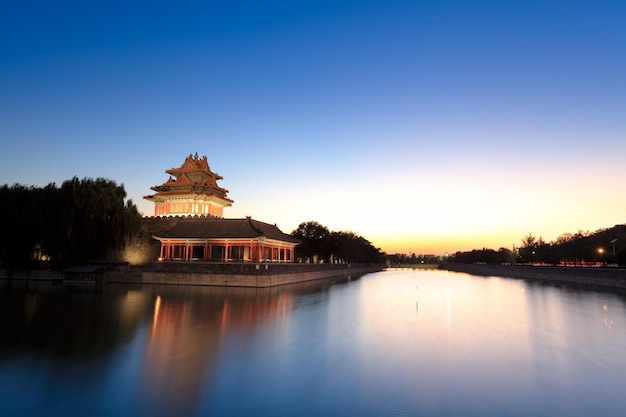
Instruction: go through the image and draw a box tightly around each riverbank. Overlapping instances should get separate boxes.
[113,262,385,287]
[387,264,439,270]
[440,263,626,289]
[1,263,385,288]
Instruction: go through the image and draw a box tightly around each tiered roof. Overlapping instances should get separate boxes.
[153,217,300,243]
[144,152,233,206]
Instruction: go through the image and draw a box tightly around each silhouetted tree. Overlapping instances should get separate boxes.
[291,221,331,263]
[519,234,537,264]
[0,184,45,273]
[616,249,626,267]
[291,221,385,264]
[452,224,626,266]
[0,178,142,270]
[328,231,385,264]
[450,247,515,264]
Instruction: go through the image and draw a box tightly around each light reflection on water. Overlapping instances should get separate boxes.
[1,270,626,417]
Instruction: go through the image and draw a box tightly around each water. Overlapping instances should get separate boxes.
[1,269,626,417]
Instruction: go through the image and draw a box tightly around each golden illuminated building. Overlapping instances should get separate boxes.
[144,153,299,262]
[144,152,233,217]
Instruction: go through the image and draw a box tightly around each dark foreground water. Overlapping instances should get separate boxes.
[1,269,626,417]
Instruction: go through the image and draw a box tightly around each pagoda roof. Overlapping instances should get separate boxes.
[144,153,233,204]
[144,188,233,203]
[166,152,223,180]
[166,173,191,185]
[153,217,300,244]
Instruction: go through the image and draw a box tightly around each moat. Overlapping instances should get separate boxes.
[2,269,625,416]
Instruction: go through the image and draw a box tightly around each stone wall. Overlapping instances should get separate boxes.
[2,263,385,287]
[110,263,385,287]
[0,269,65,281]
[441,264,626,289]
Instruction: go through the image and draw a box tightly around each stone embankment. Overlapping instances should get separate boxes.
[1,263,385,288]
[0,269,65,282]
[111,262,385,287]
[441,264,626,290]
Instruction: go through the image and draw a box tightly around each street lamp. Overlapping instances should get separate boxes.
[598,247,605,266]
[610,239,618,256]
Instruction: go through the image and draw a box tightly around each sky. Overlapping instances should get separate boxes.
[1,0,625,255]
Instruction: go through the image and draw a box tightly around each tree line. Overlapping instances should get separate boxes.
[291,221,386,264]
[0,178,142,272]
[8,176,620,270]
[450,224,626,266]
[386,253,444,265]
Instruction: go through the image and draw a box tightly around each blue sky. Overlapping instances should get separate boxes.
[1,0,625,254]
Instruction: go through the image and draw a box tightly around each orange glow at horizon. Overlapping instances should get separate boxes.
[372,232,525,256]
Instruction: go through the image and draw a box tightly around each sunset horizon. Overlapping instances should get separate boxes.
[2,1,625,257]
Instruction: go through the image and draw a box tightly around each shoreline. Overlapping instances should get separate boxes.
[440,264,626,290]
[1,263,386,288]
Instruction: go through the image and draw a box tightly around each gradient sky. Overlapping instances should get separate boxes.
[1,0,625,255]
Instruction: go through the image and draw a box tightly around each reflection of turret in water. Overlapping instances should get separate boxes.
[137,275,361,415]
[138,294,223,416]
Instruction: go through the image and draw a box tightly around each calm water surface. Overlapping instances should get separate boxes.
[1,269,626,417]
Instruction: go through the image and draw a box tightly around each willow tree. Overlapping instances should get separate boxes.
[1,178,142,270]
[0,184,44,272]
[43,177,142,267]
